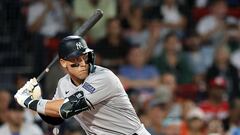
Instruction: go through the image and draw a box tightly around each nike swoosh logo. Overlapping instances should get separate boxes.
[65,91,70,94]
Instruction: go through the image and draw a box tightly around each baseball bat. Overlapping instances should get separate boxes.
[36,9,103,82]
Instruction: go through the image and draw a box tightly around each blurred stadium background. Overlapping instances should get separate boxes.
[0,0,240,135]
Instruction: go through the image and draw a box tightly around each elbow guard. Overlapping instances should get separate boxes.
[59,91,94,119]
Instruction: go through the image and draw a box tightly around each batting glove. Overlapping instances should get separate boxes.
[29,78,42,100]
[14,78,42,108]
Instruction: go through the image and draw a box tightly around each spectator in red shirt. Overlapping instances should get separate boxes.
[199,76,229,122]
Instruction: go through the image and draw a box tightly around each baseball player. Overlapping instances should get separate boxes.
[14,36,151,135]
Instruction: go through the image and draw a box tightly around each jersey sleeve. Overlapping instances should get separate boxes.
[81,70,121,105]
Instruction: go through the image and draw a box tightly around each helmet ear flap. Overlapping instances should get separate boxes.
[87,52,95,64]
[87,51,96,73]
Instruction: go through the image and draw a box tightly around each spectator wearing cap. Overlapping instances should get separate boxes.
[199,76,229,122]
[0,99,43,135]
[206,45,240,107]
[180,107,206,135]
[145,86,173,135]
[148,85,183,135]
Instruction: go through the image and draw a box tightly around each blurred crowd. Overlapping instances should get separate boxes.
[0,0,240,135]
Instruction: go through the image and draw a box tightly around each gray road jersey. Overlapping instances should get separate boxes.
[53,66,142,135]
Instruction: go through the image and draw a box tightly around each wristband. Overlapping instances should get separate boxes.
[27,98,48,115]
[37,99,48,114]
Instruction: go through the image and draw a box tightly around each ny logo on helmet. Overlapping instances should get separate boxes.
[76,42,84,50]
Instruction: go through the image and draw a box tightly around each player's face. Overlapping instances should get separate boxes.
[63,54,89,80]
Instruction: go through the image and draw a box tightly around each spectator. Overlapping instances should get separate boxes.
[144,103,165,135]
[153,32,193,84]
[160,0,187,37]
[0,89,11,126]
[95,18,131,73]
[143,73,180,135]
[123,7,146,46]
[156,86,183,135]
[184,32,213,102]
[145,86,174,135]
[180,107,206,135]
[184,32,211,75]
[196,0,228,47]
[206,45,240,106]
[117,0,132,30]
[27,0,73,75]
[0,99,43,135]
[27,0,72,38]
[228,100,240,134]
[118,46,159,106]
[73,0,117,42]
[160,72,177,92]
[207,119,225,135]
[142,18,169,61]
[225,16,240,52]
[199,77,229,122]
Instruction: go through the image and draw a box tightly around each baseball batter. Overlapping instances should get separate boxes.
[14,36,151,135]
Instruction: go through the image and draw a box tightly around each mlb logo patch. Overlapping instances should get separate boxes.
[82,82,95,93]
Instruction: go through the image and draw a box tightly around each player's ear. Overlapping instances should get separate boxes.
[60,59,67,68]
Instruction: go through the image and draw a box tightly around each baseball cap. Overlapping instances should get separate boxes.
[150,86,173,107]
[209,76,227,89]
[187,107,205,120]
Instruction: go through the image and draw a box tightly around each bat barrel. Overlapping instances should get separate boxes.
[74,9,103,36]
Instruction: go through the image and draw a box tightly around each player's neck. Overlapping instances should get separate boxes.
[70,76,84,86]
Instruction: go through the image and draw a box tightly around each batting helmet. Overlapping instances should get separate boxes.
[58,35,95,72]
